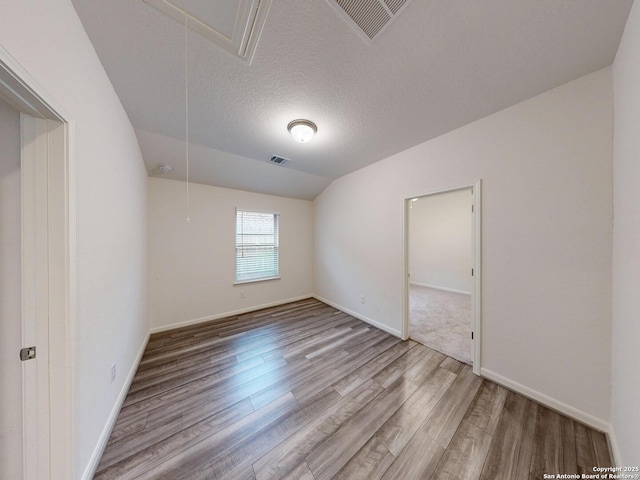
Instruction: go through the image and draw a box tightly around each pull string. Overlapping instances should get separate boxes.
[185,14,191,224]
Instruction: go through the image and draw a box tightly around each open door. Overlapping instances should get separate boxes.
[0,47,74,480]
[0,94,24,480]
[403,181,482,375]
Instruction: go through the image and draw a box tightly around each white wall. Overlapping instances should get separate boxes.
[409,189,472,294]
[148,178,314,330]
[611,0,640,466]
[315,68,613,424]
[0,98,23,480]
[0,1,148,477]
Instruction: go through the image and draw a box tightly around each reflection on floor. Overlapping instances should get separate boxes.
[409,285,472,365]
[94,298,611,479]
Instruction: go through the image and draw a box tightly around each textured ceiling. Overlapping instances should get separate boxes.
[71,0,633,200]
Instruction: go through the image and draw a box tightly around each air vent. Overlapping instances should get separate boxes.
[326,0,412,43]
[268,155,290,166]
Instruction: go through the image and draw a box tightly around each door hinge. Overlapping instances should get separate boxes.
[471,268,474,276]
[20,346,36,361]
[471,332,474,340]
[471,204,474,213]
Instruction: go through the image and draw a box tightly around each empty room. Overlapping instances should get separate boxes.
[1,0,639,479]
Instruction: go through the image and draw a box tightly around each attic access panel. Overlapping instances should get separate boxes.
[141,0,271,64]
[326,0,413,43]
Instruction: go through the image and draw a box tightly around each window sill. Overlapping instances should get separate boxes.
[233,276,281,286]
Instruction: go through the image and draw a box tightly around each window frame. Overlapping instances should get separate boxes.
[234,209,281,285]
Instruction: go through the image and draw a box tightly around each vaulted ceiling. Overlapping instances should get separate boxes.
[71,0,633,200]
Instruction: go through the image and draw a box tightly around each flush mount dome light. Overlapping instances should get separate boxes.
[287,119,317,143]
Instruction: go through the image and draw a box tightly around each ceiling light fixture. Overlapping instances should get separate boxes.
[287,119,317,143]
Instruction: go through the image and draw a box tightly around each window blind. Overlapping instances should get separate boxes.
[235,210,279,282]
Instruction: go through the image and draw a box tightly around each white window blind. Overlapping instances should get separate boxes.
[235,210,279,283]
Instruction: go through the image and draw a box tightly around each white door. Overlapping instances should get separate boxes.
[20,113,53,480]
[0,96,24,479]
[0,99,54,480]
[0,47,73,479]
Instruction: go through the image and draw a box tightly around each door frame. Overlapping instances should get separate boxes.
[0,46,75,479]
[402,180,482,375]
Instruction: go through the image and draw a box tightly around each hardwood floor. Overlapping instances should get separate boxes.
[94,299,612,479]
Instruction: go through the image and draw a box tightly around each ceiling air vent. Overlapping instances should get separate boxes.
[326,0,412,43]
[268,155,290,166]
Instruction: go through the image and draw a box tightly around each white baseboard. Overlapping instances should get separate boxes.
[149,294,315,334]
[81,332,151,480]
[606,425,622,467]
[480,367,611,434]
[313,295,402,338]
[410,281,471,296]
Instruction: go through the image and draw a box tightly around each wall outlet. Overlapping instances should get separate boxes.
[110,363,116,383]
[240,291,245,299]
[360,295,365,304]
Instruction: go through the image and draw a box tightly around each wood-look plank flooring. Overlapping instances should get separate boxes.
[94,299,612,479]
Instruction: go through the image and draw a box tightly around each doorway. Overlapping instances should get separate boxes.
[0,47,74,479]
[403,182,481,374]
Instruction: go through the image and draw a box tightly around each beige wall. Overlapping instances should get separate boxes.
[148,178,314,330]
[611,0,640,466]
[315,68,613,425]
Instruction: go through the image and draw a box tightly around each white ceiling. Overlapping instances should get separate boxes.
[71,0,633,200]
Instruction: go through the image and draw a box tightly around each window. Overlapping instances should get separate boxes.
[235,210,279,283]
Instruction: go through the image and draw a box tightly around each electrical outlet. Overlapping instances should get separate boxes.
[110,363,116,383]
[240,291,245,299]
[360,295,365,304]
